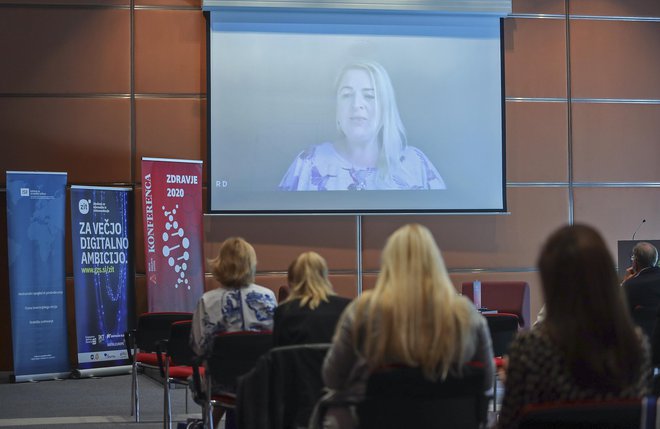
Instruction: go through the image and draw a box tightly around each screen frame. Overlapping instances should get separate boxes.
[204,8,508,215]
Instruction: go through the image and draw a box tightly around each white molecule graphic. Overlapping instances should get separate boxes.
[161,204,191,290]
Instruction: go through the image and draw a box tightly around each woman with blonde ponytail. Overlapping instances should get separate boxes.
[273,251,351,346]
[321,224,494,428]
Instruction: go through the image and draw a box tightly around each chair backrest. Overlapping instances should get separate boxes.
[484,313,520,357]
[277,284,290,303]
[166,320,195,367]
[357,364,488,429]
[517,397,653,429]
[134,312,193,352]
[272,343,330,428]
[461,281,531,328]
[207,331,273,391]
[237,343,331,429]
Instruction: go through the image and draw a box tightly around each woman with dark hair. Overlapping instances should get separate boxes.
[497,224,651,428]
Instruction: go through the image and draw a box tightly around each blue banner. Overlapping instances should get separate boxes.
[6,171,70,381]
[70,186,134,369]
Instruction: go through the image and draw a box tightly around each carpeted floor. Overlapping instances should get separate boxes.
[0,372,205,428]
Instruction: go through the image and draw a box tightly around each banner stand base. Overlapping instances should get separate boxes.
[13,371,71,383]
[71,365,132,379]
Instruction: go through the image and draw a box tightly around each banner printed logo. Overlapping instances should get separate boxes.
[161,204,191,290]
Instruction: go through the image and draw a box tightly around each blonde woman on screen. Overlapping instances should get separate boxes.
[279,62,446,191]
[319,224,493,428]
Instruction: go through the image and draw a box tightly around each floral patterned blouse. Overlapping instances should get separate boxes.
[279,142,446,191]
[190,283,277,357]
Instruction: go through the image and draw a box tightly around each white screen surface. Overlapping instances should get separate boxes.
[209,9,505,213]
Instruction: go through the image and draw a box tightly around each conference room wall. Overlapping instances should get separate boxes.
[0,0,659,371]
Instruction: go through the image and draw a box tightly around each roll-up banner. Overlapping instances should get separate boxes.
[70,186,134,376]
[6,171,70,382]
[141,158,204,312]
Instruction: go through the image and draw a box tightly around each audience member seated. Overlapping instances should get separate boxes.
[190,237,277,426]
[320,224,494,429]
[273,251,351,346]
[497,224,651,429]
[622,241,660,313]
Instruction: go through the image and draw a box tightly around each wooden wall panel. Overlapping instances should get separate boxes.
[506,101,568,182]
[569,0,660,17]
[572,103,660,182]
[0,98,131,184]
[0,1,129,4]
[135,98,207,183]
[503,17,567,98]
[0,8,129,94]
[570,20,660,99]
[203,215,358,272]
[361,187,569,270]
[512,0,565,15]
[134,9,206,94]
[573,187,660,258]
[136,0,201,6]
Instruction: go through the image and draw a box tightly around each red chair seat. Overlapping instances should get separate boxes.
[136,351,170,366]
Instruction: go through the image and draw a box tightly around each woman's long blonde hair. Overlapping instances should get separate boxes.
[353,224,473,380]
[335,62,406,188]
[286,251,336,309]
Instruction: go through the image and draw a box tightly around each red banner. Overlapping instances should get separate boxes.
[142,158,204,312]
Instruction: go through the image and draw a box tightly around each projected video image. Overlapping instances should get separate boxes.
[279,61,446,191]
[209,11,504,213]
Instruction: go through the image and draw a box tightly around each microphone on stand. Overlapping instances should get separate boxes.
[632,219,646,240]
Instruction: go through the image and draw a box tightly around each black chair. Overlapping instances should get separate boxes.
[277,285,291,303]
[356,364,489,429]
[517,396,657,429]
[192,331,273,429]
[484,312,519,412]
[237,343,331,429]
[156,320,197,429]
[124,312,193,422]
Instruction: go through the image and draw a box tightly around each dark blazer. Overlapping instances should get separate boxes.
[623,266,660,313]
[273,295,351,347]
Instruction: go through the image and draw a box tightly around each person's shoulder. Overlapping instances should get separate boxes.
[402,145,432,162]
[329,295,352,304]
[248,283,277,299]
[510,326,550,354]
[276,298,301,313]
[296,142,336,161]
[328,295,352,310]
[646,266,660,277]
[201,286,230,301]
